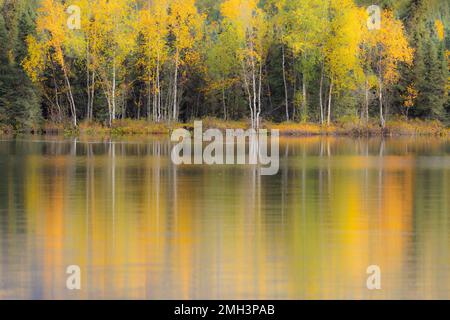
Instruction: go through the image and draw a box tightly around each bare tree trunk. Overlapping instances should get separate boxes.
[222,85,227,121]
[378,77,385,128]
[86,40,95,122]
[86,42,91,122]
[365,77,369,125]
[147,71,152,121]
[137,92,141,120]
[52,74,62,122]
[112,59,116,124]
[251,56,257,129]
[257,63,262,129]
[327,79,333,126]
[242,62,254,129]
[49,58,63,122]
[153,82,157,121]
[282,45,289,122]
[173,50,179,121]
[89,71,95,121]
[378,55,385,128]
[156,57,161,122]
[106,91,112,127]
[302,72,307,122]
[166,71,173,122]
[54,84,62,122]
[62,66,77,127]
[319,63,324,125]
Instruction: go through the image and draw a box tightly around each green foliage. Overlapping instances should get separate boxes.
[403,0,449,121]
[0,0,41,131]
[0,0,448,132]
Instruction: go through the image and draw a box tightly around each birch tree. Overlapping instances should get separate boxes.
[23,0,78,126]
[362,10,413,127]
[221,0,270,129]
[167,0,204,121]
[137,0,169,122]
[323,0,365,125]
[91,0,136,126]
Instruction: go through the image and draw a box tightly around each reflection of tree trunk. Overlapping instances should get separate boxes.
[110,141,116,244]
[302,146,306,221]
[281,143,289,224]
[154,141,161,237]
[70,138,77,156]
[378,139,385,226]
[86,143,94,248]
[282,45,289,122]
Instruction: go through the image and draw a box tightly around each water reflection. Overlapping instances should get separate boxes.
[0,136,449,299]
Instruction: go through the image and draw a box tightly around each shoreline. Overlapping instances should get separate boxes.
[1,118,449,138]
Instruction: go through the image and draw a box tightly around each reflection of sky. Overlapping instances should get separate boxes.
[0,136,449,300]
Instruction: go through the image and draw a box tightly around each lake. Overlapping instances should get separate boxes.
[0,136,449,299]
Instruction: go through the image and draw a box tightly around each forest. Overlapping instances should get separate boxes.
[0,0,448,133]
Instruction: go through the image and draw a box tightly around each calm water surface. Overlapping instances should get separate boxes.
[0,136,449,299]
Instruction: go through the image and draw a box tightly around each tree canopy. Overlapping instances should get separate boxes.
[0,0,447,130]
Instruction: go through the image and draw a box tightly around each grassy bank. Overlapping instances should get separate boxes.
[267,117,449,137]
[1,117,448,137]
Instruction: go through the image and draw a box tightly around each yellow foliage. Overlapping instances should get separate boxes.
[402,85,418,109]
[168,0,204,65]
[435,19,445,41]
[324,0,366,90]
[362,10,414,85]
[221,0,269,63]
[22,36,47,83]
[136,0,169,80]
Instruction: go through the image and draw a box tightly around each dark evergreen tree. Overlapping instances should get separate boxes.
[0,0,41,131]
[403,0,449,120]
